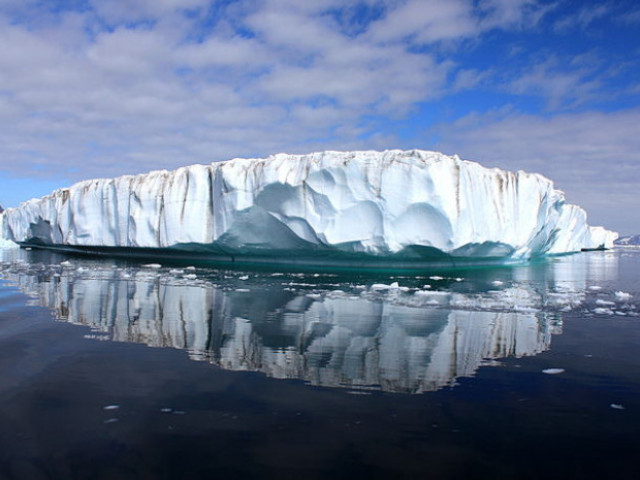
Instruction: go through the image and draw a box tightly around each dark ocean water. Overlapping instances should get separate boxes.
[0,247,639,479]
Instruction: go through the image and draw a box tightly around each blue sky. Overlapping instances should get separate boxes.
[0,0,639,233]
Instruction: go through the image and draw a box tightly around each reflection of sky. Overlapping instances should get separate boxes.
[1,248,636,394]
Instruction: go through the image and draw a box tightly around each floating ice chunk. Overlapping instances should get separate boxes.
[542,368,565,374]
[103,405,120,410]
[236,288,250,292]
[429,276,444,281]
[60,261,73,267]
[239,275,249,280]
[596,299,615,306]
[414,290,432,297]
[593,307,614,315]
[388,282,410,292]
[184,273,197,280]
[491,280,504,287]
[371,283,391,291]
[610,404,625,410]
[169,269,184,275]
[104,418,119,424]
[142,263,162,269]
[614,291,632,301]
[327,289,346,297]
[588,286,602,291]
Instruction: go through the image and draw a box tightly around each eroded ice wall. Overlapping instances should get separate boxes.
[0,150,617,259]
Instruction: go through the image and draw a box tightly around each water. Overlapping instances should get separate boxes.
[0,247,639,479]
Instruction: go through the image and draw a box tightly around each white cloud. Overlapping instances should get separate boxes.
[553,3,612,32]
[88,0,210,24]
[365,0,549,45]
[366,0,478,44]
[479,0,548,30]
[451,68,493,91]
[0,0,464,186]
[615,7,640,25]
[505,56,604,109]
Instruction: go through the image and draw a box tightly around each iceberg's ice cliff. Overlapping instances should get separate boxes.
[0,150,616,266]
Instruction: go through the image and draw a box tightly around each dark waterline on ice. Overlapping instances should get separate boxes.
[0,247,639,479]
[17,241,546,274]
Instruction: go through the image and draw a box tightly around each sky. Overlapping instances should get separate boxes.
[0,0,638,233]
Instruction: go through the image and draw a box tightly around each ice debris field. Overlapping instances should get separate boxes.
[0,150,616,269]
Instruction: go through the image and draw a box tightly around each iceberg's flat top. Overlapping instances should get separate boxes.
[0,149,617,267]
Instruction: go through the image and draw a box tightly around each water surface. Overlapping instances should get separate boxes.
[0,247,638,479]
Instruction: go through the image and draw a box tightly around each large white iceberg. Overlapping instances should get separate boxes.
[0,150,616,267]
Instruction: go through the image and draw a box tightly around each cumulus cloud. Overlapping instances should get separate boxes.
[0,0,474,181]
[88,0,211,24]
[553,3,612,31]
[504,55,605,109]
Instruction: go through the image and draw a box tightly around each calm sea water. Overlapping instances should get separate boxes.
[0,247,639,479]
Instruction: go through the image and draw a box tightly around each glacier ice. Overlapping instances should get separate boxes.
[0,150,617,267]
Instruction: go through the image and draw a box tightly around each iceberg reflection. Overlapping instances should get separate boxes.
[0,249,623,393]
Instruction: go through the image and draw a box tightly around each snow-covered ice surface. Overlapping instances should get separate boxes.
[1,247,637,394]
[0,150,616,268]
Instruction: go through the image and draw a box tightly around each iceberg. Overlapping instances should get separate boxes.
[0,150,616,269]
